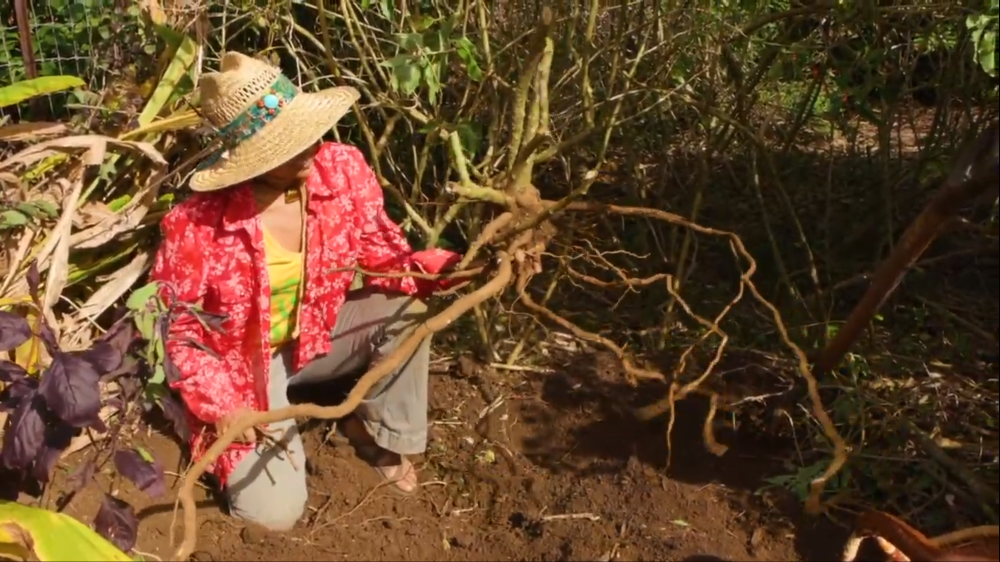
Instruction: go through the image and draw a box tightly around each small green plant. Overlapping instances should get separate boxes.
[967,1,999,77]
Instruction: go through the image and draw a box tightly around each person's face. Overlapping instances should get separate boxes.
[260,142,320,187]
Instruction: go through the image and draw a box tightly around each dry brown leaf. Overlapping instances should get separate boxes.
[0,122,69,142]
[76,250,153,321]
[82,137,108,166]
[0,134,166,172]
[70,165,168,250]
[40,176,85,338]
[73,200,117,229]
[0,228,35,297]
[0,171,24,191]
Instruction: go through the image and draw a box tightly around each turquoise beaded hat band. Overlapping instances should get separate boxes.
[190,52,361,192]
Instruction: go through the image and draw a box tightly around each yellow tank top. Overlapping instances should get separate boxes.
[262,226,302,348]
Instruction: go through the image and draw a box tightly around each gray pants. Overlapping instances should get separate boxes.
[224,290,431,530]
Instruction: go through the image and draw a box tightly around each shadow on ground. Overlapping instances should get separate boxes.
[513,350,846,562]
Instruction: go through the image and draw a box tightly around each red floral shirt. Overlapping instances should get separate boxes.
[150,142,460,485]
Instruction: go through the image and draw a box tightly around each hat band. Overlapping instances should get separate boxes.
[198,73,299,170]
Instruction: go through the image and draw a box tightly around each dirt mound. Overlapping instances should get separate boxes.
[47,355,846,561]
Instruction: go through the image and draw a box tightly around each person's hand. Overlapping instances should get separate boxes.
[215,407,258,444]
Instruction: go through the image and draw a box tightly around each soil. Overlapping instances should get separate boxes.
[47,351,850,562]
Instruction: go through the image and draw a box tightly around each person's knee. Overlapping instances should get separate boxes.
[226,438,308,531]
[229,481,307,531]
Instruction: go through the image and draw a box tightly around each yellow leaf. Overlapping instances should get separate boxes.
[7,306,45,375]
[140,0,167,25]
[0,501,133,561]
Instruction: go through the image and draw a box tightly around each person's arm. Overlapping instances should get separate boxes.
[151,206,245,426]
[346,147,461,296]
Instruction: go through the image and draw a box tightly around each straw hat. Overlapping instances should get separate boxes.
[190,52,360,192]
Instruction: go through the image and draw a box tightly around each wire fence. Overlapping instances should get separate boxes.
[1,0,152,120]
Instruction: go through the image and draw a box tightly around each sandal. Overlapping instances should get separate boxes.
[351,441,419,496]
[369,456,419,496]
[333,416,420,496]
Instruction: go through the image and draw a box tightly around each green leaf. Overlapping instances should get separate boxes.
[138,32,199,127]
[126,283,158,311]
[456,121,482,156]
[387,58,422,96]
[0,76,86,109]
[135,446,155,464]
[136,311,156,341]
[378,0,392,20]
[150,364,166,385]
[14,203,39,217]
[0,210,29,229]
[978,31,997,76]
[424,61,441,105]
[33,200,60,218]
[395,32,423,52]
[453,37,483,81]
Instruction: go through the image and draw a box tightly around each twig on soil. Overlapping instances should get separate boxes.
[313,478,396,532]
[541,512,601,522]
[488,362,554,373]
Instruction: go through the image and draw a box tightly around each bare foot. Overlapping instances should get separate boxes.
[338,415,418,494]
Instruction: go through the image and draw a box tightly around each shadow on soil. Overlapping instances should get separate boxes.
[514,351,847,562]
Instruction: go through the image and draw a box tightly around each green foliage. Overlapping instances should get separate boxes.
[0,200,60,231]
[0,76,85,108]
[125,282,169,390]
[967,0,999,77]
[380,14,483,105]
[0,1,153,117]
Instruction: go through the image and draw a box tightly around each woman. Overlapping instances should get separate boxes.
[151,52,460,531]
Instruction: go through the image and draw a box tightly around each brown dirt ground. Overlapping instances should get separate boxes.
[47,351,850,562]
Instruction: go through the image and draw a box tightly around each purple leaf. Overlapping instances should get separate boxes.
[162,354,181,384]
[0,360,27,383]
[117,376,138,401]
[0,392,46,470]
[32,422,75,483]
[38,351,101,427]
[0,311,31,352]
[159,393,190,441]
[0,378,38,412]
[79,342,123,375]
[26,261,40,303]
[39,324,59,355]
[93,494,138,552]
[103,357,139,384]
[32,446,63,484]
[113,449,166,498]
[100,319,135,356]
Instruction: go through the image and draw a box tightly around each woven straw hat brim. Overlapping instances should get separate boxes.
[190,85,360,192]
